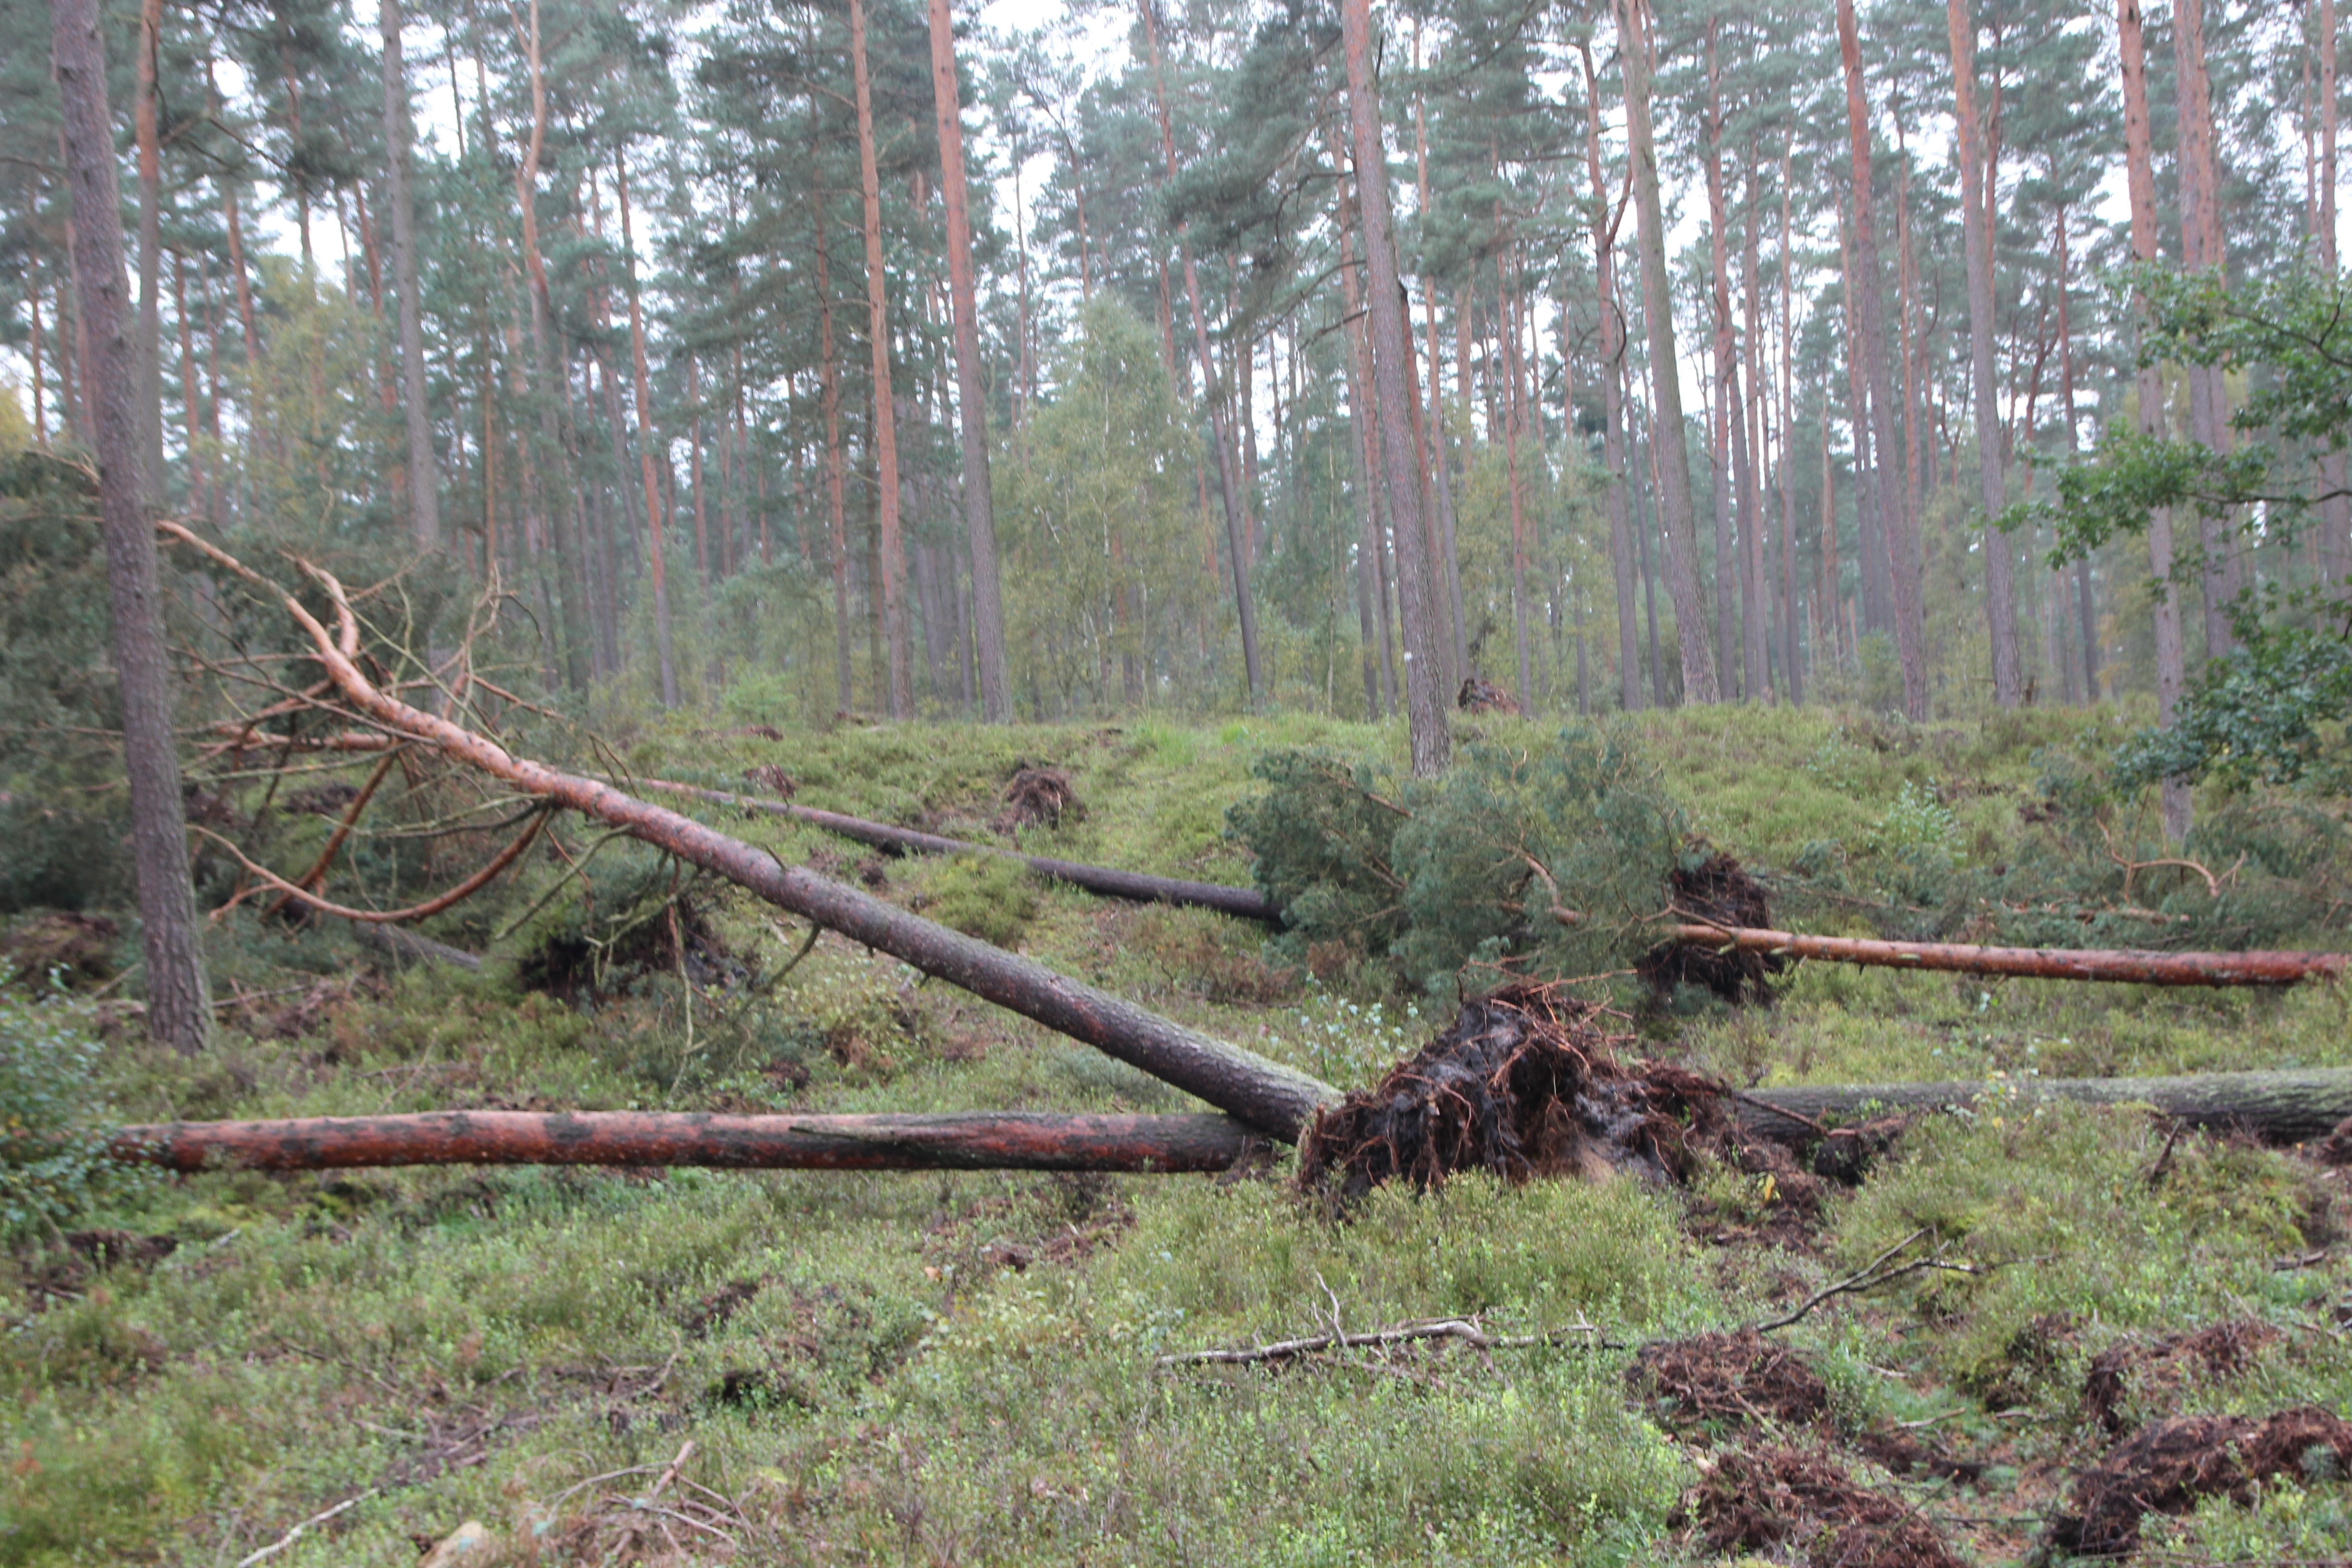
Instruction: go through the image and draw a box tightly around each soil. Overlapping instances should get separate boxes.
[1637,853,1788,1003]
[1455,675,1520,714]
[515,892,737,1003]
[998,765,1081,830]
[2049,1406,2352,1557]
[1629,1328,1829,1433]
[1681,1445,1968,1568]
[1294,982,1736,1198]
[1851,1427,1988,1485]
[2081,1319,2283,1435]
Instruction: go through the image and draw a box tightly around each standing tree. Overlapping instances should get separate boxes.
[52,0,211,1052]
[383,0,438,552]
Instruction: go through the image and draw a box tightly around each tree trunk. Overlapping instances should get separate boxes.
[133,0,163,506]
[1620,0,1717,704]
[848,0,911,719]
[2174,0,2242,659]
[55,0,211,1054]
[1837,0,1928,720]
[1948,0,2021,707]
[1499,245,1534,707]
[1581,49,1640,713]
[1736,1068,2352,1149]
[1340,0,1448,774]
[2119,0,2191,841]
[1333,170,1389,721]
[116,1111,1260,1175]
[1414,78,1470,690]
[2324,0,2349,593]
[383,0,439,553]
[926,0,1012,723]
[1777,152,1803,703]
[1738,163,1769,701]
[1671,925,2344,987]
[1703,27,1745,698]
[810,173,854,715]
[617,150,680,708]
[1140,0,1263,707]
[2053,198,2099,701]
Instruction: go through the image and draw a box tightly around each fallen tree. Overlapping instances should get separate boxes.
[159,524,1337,1142]
[635,778,1280,924]
[1734,1065,2352,1147]
[1670,924,2347,987]
[112,1110,1257,1173]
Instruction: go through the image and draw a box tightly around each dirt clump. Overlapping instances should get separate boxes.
[1637,853,1787,1004]
[1852,1428,1987,1485]
[0,911,119,986]
[2081,1319,2283,1435]
[2049,1406,2352,1557]
[515,891,737,1003]
[1295,983,1735,1198]
[1681,1445,1967,1568]
[1455,675,1520,714]
[998,765,1081,830]
[1630,1329,1830,1434]
[2307,1114,2352,1166]
[1810,1114,1913,1183]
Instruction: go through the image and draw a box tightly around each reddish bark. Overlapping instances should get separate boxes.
[114,1111,1257,1174]
[1671,925,2345,987]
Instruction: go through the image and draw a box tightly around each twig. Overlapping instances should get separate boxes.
[233,1490,376,1567]
[1157,1313,1621,1368]
[1750,1228,1981,1334]
[194,809,547,924]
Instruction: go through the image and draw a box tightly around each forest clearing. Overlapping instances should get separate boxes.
[12,0,2352,1559]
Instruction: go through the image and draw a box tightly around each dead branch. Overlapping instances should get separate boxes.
[1156,1313,1622,1369]
[195,809,546,924]
[265,748,402,916]
[1669,923,2345,986]
[160,521,1335,1140]
[636,777,1280,924]
[113,1110,1259,1173]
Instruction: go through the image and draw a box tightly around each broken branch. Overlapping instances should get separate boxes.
[1669,924,2345,986]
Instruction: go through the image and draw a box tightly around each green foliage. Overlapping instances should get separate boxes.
[2113,621,2352,790]
[1229,726,1687,1001]
[926,854,1039,949]
[0,990,137,1241]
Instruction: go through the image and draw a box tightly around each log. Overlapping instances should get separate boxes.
[112,1110,1259,1173]
[637,778,1280,924]
[160,525,1338,1142]
[1671,924,2347,987]
[1734,1067,2352,1147]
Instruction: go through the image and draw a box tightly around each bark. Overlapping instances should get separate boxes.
[1341,0,1448,773]
[848,0,910,719]
[1140,0,1263,706]
[1499,245,1534,707]
[1334,175,1389,720]
[1735,1068,2352,1149]
[2054,200,2098,701]
[1948,0,2021,706]
[2323,0,2348,592]
[55,0,211,1053]
[1777,151,1802,703]
[1837,0,1927,719]
[1414,73,1470,689]
[1670,925,2345,987]
[810,175,854,713]
[2119,0,2191,841]
[1739,164,1769,701]
[134,0,163,506]
[617,150,680,708]
[926,0,1011,722]
[1619,0,1717,704]
[1703,28,1742,696]
[165,527,1336,1138]
[114,1111,1259,1175]
[2174,0,2242,657]
[1580,45,1640,712]
[1838,210,1888,637]
[384,0,439,553]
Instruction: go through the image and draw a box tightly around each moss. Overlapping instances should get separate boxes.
[927,854,1040,950]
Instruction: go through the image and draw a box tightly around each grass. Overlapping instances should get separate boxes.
[5,702,2352,1564]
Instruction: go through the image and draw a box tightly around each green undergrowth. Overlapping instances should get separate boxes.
[6,704,2352,1563]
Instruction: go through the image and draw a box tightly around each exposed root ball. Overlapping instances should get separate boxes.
[1455,675,1520,714]
[1638,853,1786,1004]
[999,765,1081,831]
[2050,1406,2352,1557]
[1629,1329,1828,1433]
[1294,983,1734,1199]
[1683,1445,1968,1568]
[515,892,736,1003]
[2081,1320,2282,1436]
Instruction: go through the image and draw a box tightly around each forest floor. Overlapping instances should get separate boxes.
[6,702,2352,1566]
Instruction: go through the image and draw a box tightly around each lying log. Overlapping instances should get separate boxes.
[1735,1066,2352,1147]
[346,919,482,971]
[112,1110,1258,1174]
[1671,924,2347,988]
[637,778,1280,925]
[161,524,1338,1142]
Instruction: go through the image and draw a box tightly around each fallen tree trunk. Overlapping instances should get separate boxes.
[161,524,1337,1142]
[1671,924,2347,987]
[637,778,1280,925]
[1735,1067,2352,1147]
[113,1110,1257,1173]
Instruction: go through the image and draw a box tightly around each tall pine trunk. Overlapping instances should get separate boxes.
[1837,0,1928,719]
[926,0,1011,721]
[1621,0,1717,703]
[383,0,439,553]
[134,0,163,505]
[1340,0,1447,774]
[54,0,211,1053]
[848,0,910,718]
[812,172,854,714]
[1581,44,1641,712]
[617,150,679,708]
[2175,0,2242,657]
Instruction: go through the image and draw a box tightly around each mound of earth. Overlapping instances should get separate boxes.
[1629,1329,1829,1433]
[1637,853,1787,1003]
[1294,983,1734,1198]
[1683,1445,1967,1568]
[2081,1320,2282,1435]
[998,765,1080,830]
[2049,1406,2352,1557]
